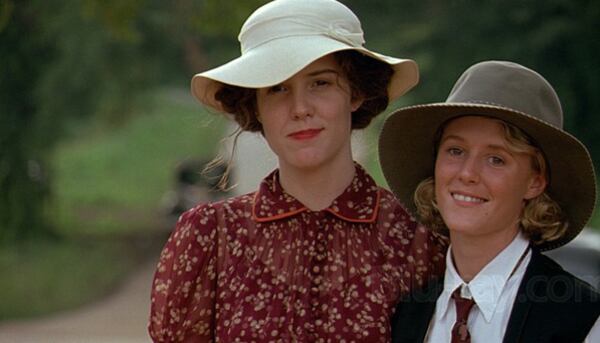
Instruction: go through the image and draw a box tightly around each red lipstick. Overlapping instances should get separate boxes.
[288,128,323,140]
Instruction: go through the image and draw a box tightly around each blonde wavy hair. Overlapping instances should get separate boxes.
[414,117,567,245]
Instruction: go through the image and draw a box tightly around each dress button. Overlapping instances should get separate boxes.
[316,243,326,253]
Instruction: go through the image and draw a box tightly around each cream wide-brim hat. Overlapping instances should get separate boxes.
[191,0,418,112]
[378,61,597,251]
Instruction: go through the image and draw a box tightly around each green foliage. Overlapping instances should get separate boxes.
[0,0,187,244]
[0,90,226,319]
[193,0,268,37]
[52,89,227,236]
[0,0,55,243]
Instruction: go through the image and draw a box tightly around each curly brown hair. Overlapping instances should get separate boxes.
[214,50,394,133]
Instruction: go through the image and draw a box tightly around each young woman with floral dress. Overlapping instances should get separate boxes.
[149,1,447,341]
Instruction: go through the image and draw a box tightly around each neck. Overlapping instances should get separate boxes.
[450,228,519,282]
[278,155,355,211]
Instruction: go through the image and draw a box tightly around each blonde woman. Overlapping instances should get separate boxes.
[379,61,599,342]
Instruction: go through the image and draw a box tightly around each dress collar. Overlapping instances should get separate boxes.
[252,163,381,223]
[436,232,531,323]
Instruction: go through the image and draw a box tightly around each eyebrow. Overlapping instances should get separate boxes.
[306,68,340,77]
[441,135,511,153]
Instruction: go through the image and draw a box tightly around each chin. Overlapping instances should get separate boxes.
[443,219,480,235]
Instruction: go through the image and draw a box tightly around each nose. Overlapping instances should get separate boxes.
[457,156,480,184]
[290,89,313,120]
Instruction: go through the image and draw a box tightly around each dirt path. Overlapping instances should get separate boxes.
[0,257,159,343]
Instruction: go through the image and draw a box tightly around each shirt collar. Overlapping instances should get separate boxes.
[252,163,380,223]
[436,232,531,323]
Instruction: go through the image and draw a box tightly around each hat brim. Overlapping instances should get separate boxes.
[378,103,597,251]
[191,35,418,111]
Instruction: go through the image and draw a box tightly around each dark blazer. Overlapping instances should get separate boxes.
[391,247,600,343]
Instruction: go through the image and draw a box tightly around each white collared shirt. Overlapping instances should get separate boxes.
[425,232,600,342]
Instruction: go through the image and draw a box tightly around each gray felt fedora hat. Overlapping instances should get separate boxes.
[191,0,418,112]
[379,60,596,251]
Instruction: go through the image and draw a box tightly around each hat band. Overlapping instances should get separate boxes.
[240,15,365,53]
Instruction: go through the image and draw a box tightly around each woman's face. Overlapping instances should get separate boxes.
[434,116,546,242]
[256,54,362,172]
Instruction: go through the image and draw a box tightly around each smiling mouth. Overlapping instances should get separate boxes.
[288,129,323,140]
[451,192,487,203]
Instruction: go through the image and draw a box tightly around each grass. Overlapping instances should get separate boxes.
[0,239,135,320]
[52,88,227,236]
[0,88,227,320]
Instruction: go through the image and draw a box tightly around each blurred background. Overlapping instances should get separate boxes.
[1,0,599,341]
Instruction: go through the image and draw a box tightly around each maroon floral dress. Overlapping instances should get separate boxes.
[149,165,447,342]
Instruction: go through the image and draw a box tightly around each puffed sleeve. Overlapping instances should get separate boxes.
[149,203,219,342]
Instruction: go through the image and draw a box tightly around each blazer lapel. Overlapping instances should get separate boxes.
[502,247,543,343]
[392,278,444,343]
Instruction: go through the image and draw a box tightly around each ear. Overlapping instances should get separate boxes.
[524,173,547,200]
[255,112,262,123]
[350,97,364,112]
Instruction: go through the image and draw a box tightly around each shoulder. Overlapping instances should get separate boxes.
[377,187,415,224]
[523,251,600,303]
[375,186,448,289]
[377,186,448,244]
[507,251,600,342]
[182,192,255,222]
[167,192,255,244]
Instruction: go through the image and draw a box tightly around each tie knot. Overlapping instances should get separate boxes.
[451,288,476,343]
[452,288,476,318]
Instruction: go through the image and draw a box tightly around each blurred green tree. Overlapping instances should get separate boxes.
[1,0,54,243]
[0,0,182,244]
[0,0,266,244]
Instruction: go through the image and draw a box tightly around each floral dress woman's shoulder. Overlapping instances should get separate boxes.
[376,188,448,294]
[149,200,224,342]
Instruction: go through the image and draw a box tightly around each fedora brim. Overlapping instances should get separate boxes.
[378,103,597,251]
[191,35,418,111]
